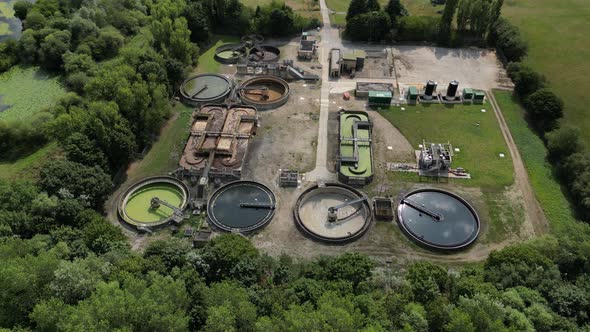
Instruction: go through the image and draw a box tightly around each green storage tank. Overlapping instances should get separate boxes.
[368,91,393,106]
[462,88,474,100]
[407,86,418,101]
[473,90,485,103]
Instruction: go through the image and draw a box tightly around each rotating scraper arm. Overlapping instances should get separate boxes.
[150,197,183,216]
[401,198,443,221]
[239,202,275,209]
[328,196,368,213]
[191,84,208,98]
[327,196,368,223]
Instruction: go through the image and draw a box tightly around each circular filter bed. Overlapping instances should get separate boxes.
[397,189,480,251]
[239,76,290,110]
[294,183,372,243]
[248,45,280,62]
[207,181,276,233]
[118,177,189,228]
[214,43,247,64]
[180,74,231,105]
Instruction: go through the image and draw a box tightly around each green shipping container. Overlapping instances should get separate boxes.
[462,88,474,99]
[407,86,418,101]
[473,90,485,102]
[368,90,393,106]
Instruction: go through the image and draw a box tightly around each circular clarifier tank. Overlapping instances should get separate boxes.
[294,183,372,243]
[118,177,189,228]
[214,43,247,64]
[180,74,232,105]
[239,76,290,110]
[248,45,280,62]
[207,181,276,233]
[397,189,480,251]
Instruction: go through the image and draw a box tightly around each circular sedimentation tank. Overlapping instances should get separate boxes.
[248,45,280,62]
[180,74,232,106]
[238,76,290,110]
[294,183,372,243]
[397,189,480,251]
[214,43,247,64]
[118,177,189,228]
[207,181,276,233]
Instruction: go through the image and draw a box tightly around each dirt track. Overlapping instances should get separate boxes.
[487,91,550,236]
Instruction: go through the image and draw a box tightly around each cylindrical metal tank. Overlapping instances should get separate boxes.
[424,80,437,96]
[446,80,459,99]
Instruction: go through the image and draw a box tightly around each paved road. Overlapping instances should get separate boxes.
[306,0,341,182]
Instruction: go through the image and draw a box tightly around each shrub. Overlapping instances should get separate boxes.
[509,64,546,98]
[524,88,564,132]
[345,11,391,41]
[489,18,528,62]
[0,116,50,159]
[546,126,583,161]
[39,160,113,208]
[397,16,439,42]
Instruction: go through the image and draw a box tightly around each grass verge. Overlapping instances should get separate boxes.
[0,142,59,181]
[493,90,578,233]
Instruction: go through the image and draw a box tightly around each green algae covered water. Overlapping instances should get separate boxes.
[123,183,184,224]
[217,50,242,59]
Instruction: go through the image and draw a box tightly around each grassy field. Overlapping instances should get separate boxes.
[330,13,346,25]
[240,0,320,20]
[494,90,579,233]
[0,143,59,181]
[402,0,443,16]
[325,0,441,15]
[126,104,193,180]
[0,66,66,121]
[378,103,513,189]
[503,0,590,146]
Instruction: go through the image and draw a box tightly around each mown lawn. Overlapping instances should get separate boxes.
[378,103,513,189]
[494,90,579,233]
[503,0,590,146]
[0,66,66,121]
